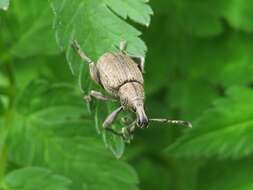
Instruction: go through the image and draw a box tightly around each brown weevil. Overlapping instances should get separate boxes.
[72,40,192,140]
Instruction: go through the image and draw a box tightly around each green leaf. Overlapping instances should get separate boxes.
[166,86,253,159]
[50,0,152,74]
[50,0,152,154]
[104,0,153,26]
[10,7,59,58]
[0,0,9,11]
[224,0,253,32]
[7,81,139,190]
[174,0,224,37]
[1,0,59,57]
[169,79,219,120]
[198,158,253,190]
[2,167,71,190]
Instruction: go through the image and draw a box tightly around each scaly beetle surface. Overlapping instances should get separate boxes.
[72,40,191,139]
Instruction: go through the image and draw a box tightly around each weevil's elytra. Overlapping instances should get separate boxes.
[96,53,144,93]
[72,40,191,141]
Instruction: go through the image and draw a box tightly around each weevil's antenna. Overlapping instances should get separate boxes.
[149,118,192,128]
[72,40,93,64]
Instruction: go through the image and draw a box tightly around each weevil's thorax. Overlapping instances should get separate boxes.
[118,82,148,127]
[118,82,144,110]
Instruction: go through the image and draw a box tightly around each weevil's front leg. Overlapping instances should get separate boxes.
[72,40,93,64]
[84,90,116,102]
[149,118,192,128]
[72,40,102,85]
[103,106,123,128]
[103,106,124,136]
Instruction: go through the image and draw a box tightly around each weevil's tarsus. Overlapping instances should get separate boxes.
[149,118,192,128]
[119,40,127,52]
[121,120,137,141]
[105,127,124,137]
[129,120,137,133]
[72,40,93,64]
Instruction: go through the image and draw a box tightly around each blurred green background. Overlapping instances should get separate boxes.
[1,0,253,190]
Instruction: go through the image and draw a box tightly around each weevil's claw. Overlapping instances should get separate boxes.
[121,127,134,143]
[83,95,92,102]
[119,40,127,52]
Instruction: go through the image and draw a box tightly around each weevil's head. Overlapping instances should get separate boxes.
[118,82,149,128]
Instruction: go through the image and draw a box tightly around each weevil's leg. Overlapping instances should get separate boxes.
[121,120,137,141]
[72,40,93,64]
[72,40,101,84]
[118,40,145,73]
[121,116,134,125]
[103,106,124,134]
[84,90,116,102]
[89,63,101,85]
[119,40,127,52]
[149,118,192,128]
[130,55,145,73]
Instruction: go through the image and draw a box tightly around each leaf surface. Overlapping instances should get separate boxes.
[167,87,253,159]
[7,81,139,190]
[3,167,71,190]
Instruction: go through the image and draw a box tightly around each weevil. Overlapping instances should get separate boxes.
[72,40,192,140]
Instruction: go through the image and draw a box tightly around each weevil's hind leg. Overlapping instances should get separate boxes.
[149,118,192,128]
[131,56,145,73]
[103,106,123,133]
[72,40,93,64]
[84,90,116,102]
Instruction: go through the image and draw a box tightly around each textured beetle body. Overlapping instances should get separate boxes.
[96,52,144,94]
[72,40,191,140]
[96,52,147,126]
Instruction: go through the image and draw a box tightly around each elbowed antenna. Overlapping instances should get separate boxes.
[149,118,192,128]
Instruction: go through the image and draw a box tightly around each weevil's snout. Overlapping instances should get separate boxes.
[137,115,148,127]
[135,105,149,128]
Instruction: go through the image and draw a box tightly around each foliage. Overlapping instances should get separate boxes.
[1,0,253,190]
[0,0,9,11]
[2,167,71,190]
